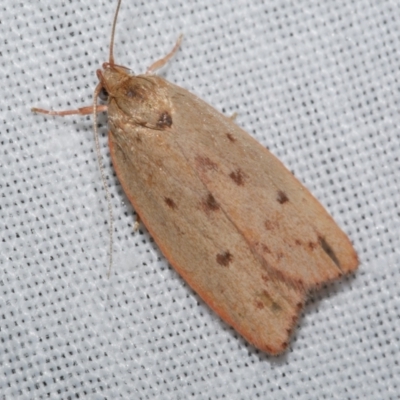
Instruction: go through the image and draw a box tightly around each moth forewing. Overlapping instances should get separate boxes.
[104,73,357,354]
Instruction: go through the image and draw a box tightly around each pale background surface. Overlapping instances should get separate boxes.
[2,0,399,398]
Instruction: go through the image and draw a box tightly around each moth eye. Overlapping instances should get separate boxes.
[99,87,109,101]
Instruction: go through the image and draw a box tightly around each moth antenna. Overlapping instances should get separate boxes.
[93,83,114,278]
[109,0,123,65]
[96,0,122,276]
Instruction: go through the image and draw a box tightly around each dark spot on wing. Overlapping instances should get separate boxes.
[295,239,302,246]
[176,227,184,236]
[261,275,269,283]
[125,84,146,101]
[264,219,277,231]
[254,241,272,255]
[281,341,289,350]
[196,156,218,171]
[226,133,236,142]
[295,279,305,288]
[262,243,271,254]
[255,301,264,309]
[271,301,282,312]
[203,193,220,211]
[257,243,271,254]
[157,112,173,128]
[308,241,317,250]
[256,290,282,313]
[229,168,245,185]
[277,190,289,204]
[319,236,341,267]
[296,301,304,310]
[164,197,177,209]
[216,251,233,266]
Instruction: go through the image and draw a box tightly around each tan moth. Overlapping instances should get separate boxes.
[33,0,358,354]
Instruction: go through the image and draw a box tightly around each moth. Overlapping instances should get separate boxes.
[33,0,358,354]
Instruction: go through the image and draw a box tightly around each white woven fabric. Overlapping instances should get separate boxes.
[2,0,399,398]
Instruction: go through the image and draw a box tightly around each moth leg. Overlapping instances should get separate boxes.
[32,105,108,116]
[133,213,141,232]
[228,112,238,121]
[146,35,183,74]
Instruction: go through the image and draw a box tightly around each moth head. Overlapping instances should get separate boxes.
[96,63,130,101]
[96,0,172,130]
[97,64,173,130]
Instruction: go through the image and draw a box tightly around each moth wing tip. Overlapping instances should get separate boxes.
[258,340,290,356]
[336,247,359,275]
